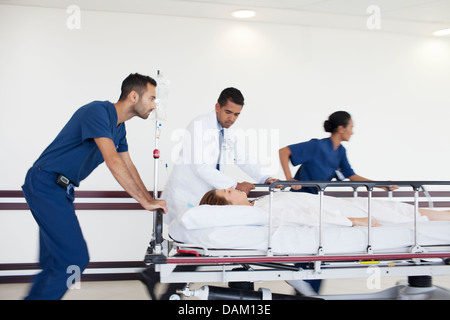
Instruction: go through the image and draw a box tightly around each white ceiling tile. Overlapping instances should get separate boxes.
[294,0,443,16]
[176,0,325,10]
[383,0,450,23]
[0,0,448,36]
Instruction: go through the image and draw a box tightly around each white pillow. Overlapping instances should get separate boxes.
[179,205,269,230]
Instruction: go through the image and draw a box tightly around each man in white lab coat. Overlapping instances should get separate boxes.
[163,87,277,223]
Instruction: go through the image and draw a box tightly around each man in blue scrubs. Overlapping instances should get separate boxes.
[21,73,167,300]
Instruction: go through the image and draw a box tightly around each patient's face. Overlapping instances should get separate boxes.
[216,187,248,205]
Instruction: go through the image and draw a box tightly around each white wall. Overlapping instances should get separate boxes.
[1,5,449,263]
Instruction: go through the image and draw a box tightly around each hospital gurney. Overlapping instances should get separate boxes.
[143,181,450,300]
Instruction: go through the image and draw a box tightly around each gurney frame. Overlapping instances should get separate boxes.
[144,181,450,300]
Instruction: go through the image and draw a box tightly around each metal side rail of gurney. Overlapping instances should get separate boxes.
[143,180,450,300]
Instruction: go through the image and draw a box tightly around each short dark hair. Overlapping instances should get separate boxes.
[119,73,157,101]
[217,87,244,107]
[324,111,352,133]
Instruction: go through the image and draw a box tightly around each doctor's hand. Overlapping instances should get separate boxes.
[236,182,255,195]
[287,178,302,191]
[143,199,168,214]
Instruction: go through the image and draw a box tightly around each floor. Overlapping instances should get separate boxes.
[2,275,450,300]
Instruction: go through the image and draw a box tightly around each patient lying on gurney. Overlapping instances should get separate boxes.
[200,187,450,227]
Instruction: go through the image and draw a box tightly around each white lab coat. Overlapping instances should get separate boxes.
[163,111,270,223]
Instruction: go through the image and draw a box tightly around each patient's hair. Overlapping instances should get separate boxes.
[119,73,157,101]
[324,111,351,133]
[217,87,245,107]
[199,190,229,206]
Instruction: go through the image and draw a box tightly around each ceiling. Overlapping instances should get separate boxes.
[1,0,449,37]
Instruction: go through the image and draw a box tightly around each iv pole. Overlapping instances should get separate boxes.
[148,70,165,258]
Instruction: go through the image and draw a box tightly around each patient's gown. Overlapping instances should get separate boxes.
[252,192,428,227]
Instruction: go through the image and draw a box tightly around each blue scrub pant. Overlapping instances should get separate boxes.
[22,167,89,300]
[294,265,322,294]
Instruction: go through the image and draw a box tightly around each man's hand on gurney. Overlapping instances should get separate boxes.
[143,199,168,214]
[236,182,255,195]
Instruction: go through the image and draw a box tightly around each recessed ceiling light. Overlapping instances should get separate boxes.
[231,10,256,19]
[433,28,450,36]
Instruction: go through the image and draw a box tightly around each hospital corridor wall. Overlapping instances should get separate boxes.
[0,4,449,270]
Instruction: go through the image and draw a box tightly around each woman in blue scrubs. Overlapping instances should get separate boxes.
[279,111,389,295]
[279,111,382,193]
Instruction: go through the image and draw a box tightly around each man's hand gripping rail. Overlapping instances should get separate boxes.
[145,208,167,264]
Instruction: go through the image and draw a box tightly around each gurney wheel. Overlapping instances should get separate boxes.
[228,281,255,291]
[228,267,255,291]
[408,276,432,288]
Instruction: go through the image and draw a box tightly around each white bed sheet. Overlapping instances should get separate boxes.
[169,220,450,255]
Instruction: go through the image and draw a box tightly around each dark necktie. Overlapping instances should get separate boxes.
[216,128,224,170]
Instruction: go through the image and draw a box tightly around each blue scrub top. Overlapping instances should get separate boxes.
[33,101,128,186]
[288,138,355,194]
